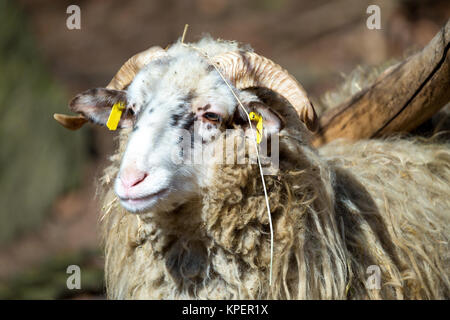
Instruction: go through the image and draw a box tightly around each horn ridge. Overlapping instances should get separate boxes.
[56,46,167,130]
[106,46,167,90]
[212,51,318,131]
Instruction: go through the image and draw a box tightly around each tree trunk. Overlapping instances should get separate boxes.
[313,19,450,147]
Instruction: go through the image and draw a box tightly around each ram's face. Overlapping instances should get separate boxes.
[115,57,239,213]
[70,54,282,213]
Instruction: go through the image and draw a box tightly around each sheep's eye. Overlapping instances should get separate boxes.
[203,112,221,122]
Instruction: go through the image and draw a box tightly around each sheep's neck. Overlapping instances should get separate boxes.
[137,197,208,248]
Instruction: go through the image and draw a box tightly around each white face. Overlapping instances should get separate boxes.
[114,55,239,213]
[70,49,282,214]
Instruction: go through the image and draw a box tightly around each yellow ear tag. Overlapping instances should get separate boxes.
[249,112,263,144]
[106,102,125,131]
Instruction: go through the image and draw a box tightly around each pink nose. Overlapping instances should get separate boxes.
[120,167,147,189]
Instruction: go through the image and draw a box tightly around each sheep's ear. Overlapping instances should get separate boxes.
[69,88,135,128]
[235,101,284,136]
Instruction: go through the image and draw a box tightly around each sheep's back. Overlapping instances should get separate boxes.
[318,137,450,298]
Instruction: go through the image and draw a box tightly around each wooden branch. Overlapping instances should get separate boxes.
[312,19,450,147]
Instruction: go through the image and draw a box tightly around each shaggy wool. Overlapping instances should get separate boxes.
[99,122,449,299]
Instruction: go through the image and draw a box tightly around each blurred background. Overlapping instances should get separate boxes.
[0,0,448,299]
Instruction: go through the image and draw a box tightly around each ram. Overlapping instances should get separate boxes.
[56,36,449,299]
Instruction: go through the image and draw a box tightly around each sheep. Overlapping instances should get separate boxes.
[63,37,449,299]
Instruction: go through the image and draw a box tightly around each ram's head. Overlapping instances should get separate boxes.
[56,39,317,213]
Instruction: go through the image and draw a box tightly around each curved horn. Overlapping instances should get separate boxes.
[107,46,167,90]
[55,46,167,130]
[212,51,318,131]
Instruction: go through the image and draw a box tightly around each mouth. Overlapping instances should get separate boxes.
[118,188,169,213]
